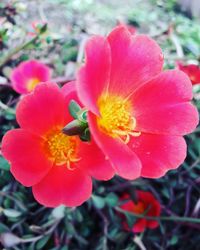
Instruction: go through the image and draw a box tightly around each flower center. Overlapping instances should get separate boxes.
[132,201,145,214]
[27,78,40,91]
[97,94,140,143]
[45,131,80,169]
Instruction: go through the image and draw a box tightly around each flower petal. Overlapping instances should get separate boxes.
[136,191,161,228]
[77,36,111,115]
[107,25,163,95]
[32,166,92,207]
[62,81,83,107]
[1,129,52,186]
[130,133,187,178]
[62,82,114,180]
[10,70,28,94]
[132,70,199,135]
[132,219,146,233]
[78,139,115,180]
[16,83,69,135]
[20,60,51,81]
[88,112,142,180]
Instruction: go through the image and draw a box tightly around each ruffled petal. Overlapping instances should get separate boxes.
[10,69,28,94]
[19,60,51,81]
[130,133,187,178]
[62,81,83,107]
[132,219,146,233]
[78,139,115,180]
[77,36,111,115]
[32,166,92,207]
[1,129,52,186]
[107,25,163,96]
[136,191,160,229]
[88,112,142,180]
[132,70,199,135]
[62,82,114,180]
[16,83,70,135]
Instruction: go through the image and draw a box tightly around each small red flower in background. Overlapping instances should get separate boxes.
[76,25,199,180]
[177,62,200,85]
[1,82,114,207]
[120,191,161,233]
[10,60,51,94]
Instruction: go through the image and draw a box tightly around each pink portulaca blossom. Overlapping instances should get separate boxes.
[76,25,199,180]
[10,60,51,94]
[2,82,114,207]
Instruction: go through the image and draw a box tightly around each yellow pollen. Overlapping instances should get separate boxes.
[97,94,140,143]
[27,78,40,91]
[45,131,80,169]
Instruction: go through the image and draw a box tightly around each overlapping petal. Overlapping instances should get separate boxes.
[78,139,115,180]
[107,25,163,95]
[63,82,115,180]
[88,112,141,180]
[130,134,186,178]
[132,70,199,135]
[1,129,52,186]
[77,36,111,114]
[17,83,70,135]
[32,166,92,207]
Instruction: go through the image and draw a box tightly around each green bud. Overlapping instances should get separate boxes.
[68,100,81,119]
[78,109,88,123]
[79,128,91,142]
[62,119,87,136]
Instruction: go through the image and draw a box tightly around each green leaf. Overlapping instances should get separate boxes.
[69,100,81,119]
[3,209,22,218]
[92,195,105,209]
[36,235,50,250]
[105,193,118,207]
[0,157,10,171]
[124,212,137,228]
[52,205,65,219]
[169,235,178,246]
[0,222,9,233]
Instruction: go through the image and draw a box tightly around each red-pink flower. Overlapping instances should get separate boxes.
[120,191,161,233]
[76,26,199,180]
[1,82,114,207]
[10,60,51,94]
[177,62,200,85]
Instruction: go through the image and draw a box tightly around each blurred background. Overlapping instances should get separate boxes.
[0,0,200,249]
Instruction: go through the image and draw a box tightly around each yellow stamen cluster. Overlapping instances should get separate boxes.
[45,131,80,169]
[98,94,140,143]
[27,78,40,91]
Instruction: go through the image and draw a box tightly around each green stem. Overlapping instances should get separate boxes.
[116,207,200,224]
[0,100,15,115]
[0,24,47,68]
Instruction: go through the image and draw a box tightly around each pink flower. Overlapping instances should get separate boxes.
[120,191,161,233]
[2,82,114,207]
[10,60,51,94]
[76,25,199,180]
[177,62,200,85]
